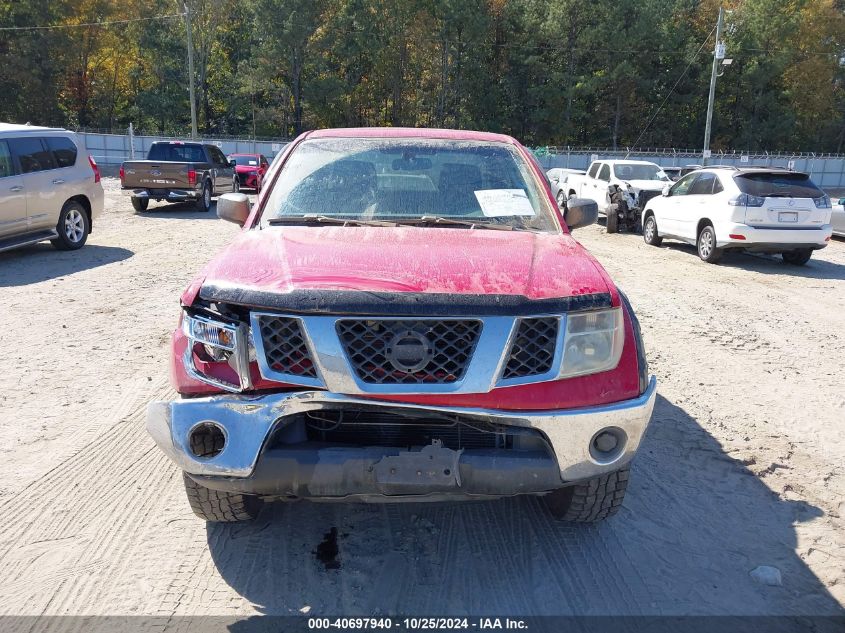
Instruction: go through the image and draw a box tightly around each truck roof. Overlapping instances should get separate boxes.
[305,127,517,145]
[592,159,659,166]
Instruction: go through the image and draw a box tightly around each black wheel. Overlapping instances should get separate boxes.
[696,224,723,263]
[782,249,812,266]
[195,181,212,212]
[643,214,662,246]
[556,191,566,208]
[183,473,261,523]
[232,176,240,193]
[606,204,619,233]
[50,200,90,250]
[543,466,630,522]
[131,197,149,212]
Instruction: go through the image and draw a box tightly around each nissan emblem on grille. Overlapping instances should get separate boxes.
[337,319,482,384]
[386,330,434,372]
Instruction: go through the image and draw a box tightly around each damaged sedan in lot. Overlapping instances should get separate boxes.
[147,127,656,523]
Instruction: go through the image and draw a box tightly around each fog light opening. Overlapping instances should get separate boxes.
[589,427,626,463]
[188,421,227,459]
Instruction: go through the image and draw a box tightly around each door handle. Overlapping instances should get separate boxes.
[52,179,65,185]
[9,185,23,192]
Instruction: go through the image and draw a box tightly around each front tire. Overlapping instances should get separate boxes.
[697,224,723,263]
[232,176,240,193]
[643,214,663,246]
[556,191,566,208]
[183,474,261,523]
[131,197,149,212]
[782,249,812,266]
[543,466,630,522]
[195,181,212,212]
[51,201,89,250]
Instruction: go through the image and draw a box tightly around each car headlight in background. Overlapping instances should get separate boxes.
[559,308,624,379]
[182,312,252,391]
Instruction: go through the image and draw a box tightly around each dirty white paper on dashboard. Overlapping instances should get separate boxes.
[474,189,535,217]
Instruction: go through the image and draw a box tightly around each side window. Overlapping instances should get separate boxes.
[0,140,15,178]
[588,163,600,178]
[687,173,715,195]
[9,137,57,173]
[713,177,724,194]
[46,136,78,168]
[597,164,610,182]
[208,146,228,166]
[670,173,697,196]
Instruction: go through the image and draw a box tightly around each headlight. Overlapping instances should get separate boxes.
[559,308,624,379]
[182,312,252,392]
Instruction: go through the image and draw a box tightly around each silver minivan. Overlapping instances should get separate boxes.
[0,123,104,253]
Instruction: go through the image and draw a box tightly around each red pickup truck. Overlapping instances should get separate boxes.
[147,128,656,523]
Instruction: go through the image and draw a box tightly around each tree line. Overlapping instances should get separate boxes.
[1,0,844,152]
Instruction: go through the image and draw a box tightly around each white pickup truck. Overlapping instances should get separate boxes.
[564,160,672,233]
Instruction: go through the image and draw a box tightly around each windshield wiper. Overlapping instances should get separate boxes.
[394,216,516,231]
[267,215,398,227]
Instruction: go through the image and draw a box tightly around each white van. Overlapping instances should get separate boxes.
[0,123,104,253]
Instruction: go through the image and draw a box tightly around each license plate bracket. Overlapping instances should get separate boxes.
[373,440,463,492]
[778,211,798,223]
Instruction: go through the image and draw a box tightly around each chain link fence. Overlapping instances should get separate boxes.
[75,130,845,191]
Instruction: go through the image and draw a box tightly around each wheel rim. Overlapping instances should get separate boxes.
[645,219,654,241]
[557,192,565,205]
[699,229,713,258]
[65,208,85,242]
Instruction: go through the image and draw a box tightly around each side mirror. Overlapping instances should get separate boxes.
[564,198,598,230]
[217,192,250,226]
[662,185,671,197]
[228,159,237,167]
[839,198,845,206]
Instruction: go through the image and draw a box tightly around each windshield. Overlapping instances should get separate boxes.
[260,138,557,232]
[613,164,670,182]
[734,172,823,198]
[230,155,260,167]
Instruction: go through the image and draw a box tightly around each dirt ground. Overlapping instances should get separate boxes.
[0,176,843,617]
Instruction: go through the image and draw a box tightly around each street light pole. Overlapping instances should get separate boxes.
[184,2,198,140]
[702,6,725,166]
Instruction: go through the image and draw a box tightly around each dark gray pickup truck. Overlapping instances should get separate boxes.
[120,141,238,212]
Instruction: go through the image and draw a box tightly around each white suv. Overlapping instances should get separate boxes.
[0,123,104,253]
[642,167,832,265]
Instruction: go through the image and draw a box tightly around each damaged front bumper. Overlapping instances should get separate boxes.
[147,377,656,499]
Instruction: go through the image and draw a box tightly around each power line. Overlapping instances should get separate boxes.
[627,24,718,154]
[0,14,185,31]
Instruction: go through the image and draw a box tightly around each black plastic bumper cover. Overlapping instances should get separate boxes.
[188,444,563,499]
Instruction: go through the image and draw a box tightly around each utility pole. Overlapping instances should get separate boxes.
[702,6,725,166]
[184,2,198,139]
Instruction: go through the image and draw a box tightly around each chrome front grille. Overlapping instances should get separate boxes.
[336,319,482,385]
[256,315,318,378]
[502,317,559,379]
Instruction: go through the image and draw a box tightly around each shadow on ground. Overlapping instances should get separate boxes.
[660,243,845,280]
[134,200,221,220]
[206,395,843,618]
[0,243,133,286]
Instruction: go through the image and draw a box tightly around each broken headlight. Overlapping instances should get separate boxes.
[183,312,252,392]
[558,308,624,379]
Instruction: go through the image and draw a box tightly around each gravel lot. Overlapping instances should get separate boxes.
[0,177,843,616]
